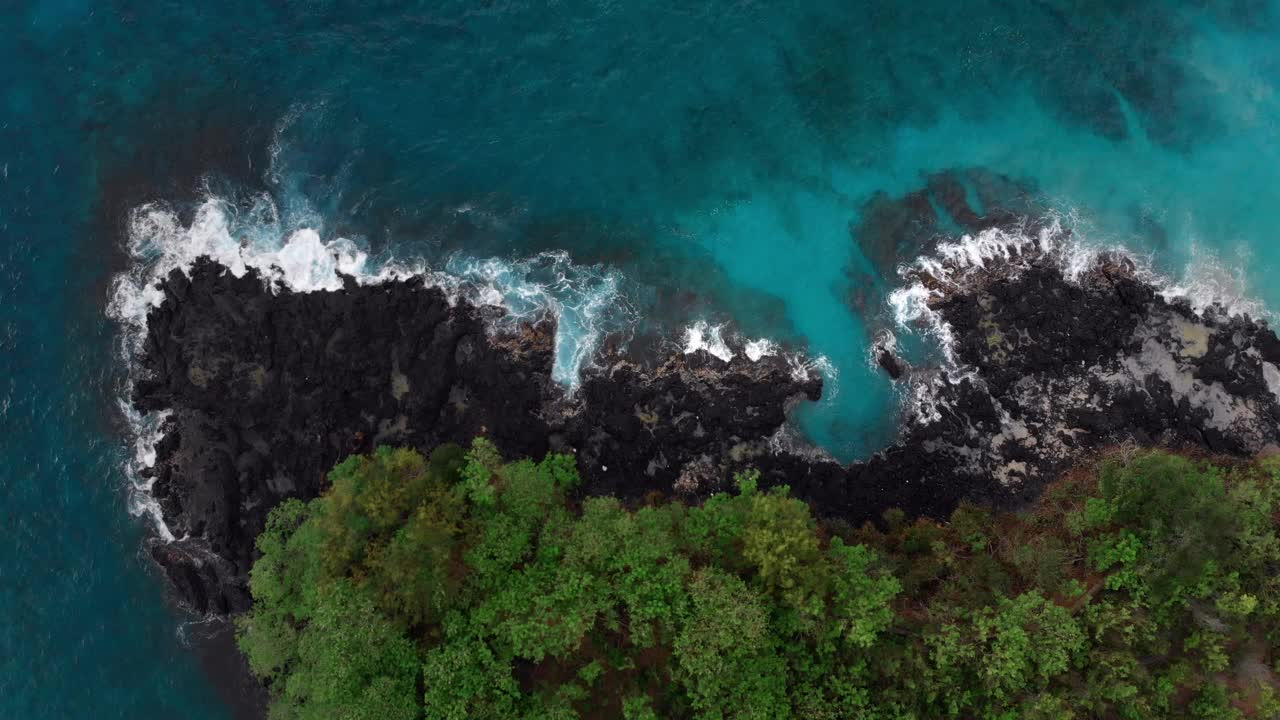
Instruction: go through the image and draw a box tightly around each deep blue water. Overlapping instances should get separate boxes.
[6,0,1280,716]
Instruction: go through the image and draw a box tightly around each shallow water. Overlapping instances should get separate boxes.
[6,0,1280,716]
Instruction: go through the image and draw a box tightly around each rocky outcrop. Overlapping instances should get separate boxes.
[132,257,820,613]
[735,229,1280,529]
[133,224,1280,614]
[857,228,1280,509]
[561,350,821,498]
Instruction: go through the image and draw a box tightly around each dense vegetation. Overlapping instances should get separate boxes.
[238,441,1280,719]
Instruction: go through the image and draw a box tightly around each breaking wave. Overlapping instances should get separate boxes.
[679,319,829,386]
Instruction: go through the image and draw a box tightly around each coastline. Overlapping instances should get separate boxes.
[118,212,1280,618]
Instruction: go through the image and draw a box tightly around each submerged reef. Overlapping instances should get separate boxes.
[134,224,1280,613]
[851,167,1039,281]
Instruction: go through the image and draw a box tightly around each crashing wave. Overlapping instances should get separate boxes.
[678,320,831,389]
[681,320,736,362]
[744,337,779,362]
[680,321,786,364]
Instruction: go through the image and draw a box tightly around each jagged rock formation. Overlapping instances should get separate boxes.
[133,257,820,613]
[132,221,1280,614]
[862,225,1280,506]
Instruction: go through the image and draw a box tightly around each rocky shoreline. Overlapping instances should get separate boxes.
[132,227,1280,616]
[132,257,822,614]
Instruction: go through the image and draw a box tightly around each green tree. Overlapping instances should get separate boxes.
[239,444,1280,719]
[278,581,421,720]
[674,569,789,719]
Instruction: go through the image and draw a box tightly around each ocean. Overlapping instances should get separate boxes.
[4,0,1280,716]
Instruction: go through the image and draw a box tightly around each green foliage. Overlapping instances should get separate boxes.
[825,539,899,649]
[421,618,520,720]
[742,486,825,616]
[675,569,789,719]
[1097,453,1237,593]
[312,444,467,626]
[977,592,1084,698]
[279,581,421,720]
[242,446,1280,719]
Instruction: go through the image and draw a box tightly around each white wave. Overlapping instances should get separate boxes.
[682,320,735,362]
[787,352,837,392]
[438,251,635,385]
[744,337,779,361]
[110,198,631,381]
[875,329,898,354]
[886,214,1139,368]
[887,281,956,364]
[1156,241,1269,319]
[895,213,1270,340]
[108,192,635,539]
[901,216,1066,285]
[866,329,900,373]
[116,400,175,541]
[267,101,320,188]
[680,321,784,364]
[885,221,1068,368]
[114,198,370,297]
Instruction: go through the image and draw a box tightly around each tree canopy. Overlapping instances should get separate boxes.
[238,443,1280,719]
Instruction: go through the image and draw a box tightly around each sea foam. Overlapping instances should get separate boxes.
[679,319,802,371]
[682,320,736,362]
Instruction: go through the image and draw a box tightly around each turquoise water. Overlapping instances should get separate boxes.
[7,0,1280,716]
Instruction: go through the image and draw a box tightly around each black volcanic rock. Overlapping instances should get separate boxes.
[563,350,821,498]
[132,257,821,613]
[132,231,1280,615]
[858,234,1280,501]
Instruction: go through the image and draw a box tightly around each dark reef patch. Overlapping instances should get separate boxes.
[779,1,1242,152]
[849,167,1039,289]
